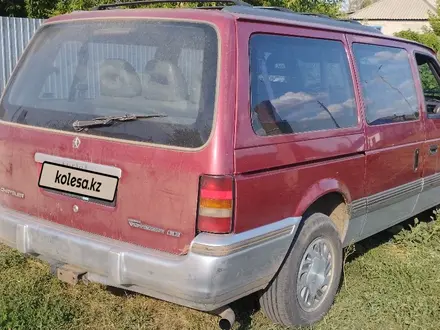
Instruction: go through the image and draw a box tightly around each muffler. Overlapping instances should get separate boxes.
[216,306,236,330]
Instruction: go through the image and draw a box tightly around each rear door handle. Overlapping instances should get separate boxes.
[430,144,438,155]
[414,148,420,172]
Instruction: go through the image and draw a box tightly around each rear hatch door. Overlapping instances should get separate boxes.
[0,17,220,254]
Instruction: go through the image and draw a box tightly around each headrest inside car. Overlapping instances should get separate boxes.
[142,60,189,102]
[99,59,142,98]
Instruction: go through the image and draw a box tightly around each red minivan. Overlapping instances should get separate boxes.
[1,1,440,328]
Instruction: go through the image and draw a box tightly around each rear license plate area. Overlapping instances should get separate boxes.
[38,162,119,203]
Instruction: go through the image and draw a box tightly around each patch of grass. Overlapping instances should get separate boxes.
[1,210,440,329]
[0,246,81,330]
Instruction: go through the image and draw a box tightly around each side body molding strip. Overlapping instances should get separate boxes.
[346,173,440,246]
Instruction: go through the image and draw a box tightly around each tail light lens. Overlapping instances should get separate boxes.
[197,175,234,234]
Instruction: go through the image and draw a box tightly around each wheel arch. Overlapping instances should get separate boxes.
[262,179,352,296]
[294,178,352,242]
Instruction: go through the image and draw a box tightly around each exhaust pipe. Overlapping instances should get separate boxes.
[216,306,235,330]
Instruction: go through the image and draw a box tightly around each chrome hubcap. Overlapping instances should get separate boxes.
[297,237,334,312]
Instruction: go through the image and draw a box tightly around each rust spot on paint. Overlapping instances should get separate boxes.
[6,163,12,175]
[179,244,190,255]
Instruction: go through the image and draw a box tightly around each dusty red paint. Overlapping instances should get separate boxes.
[408,44,440,180]
[0,8,436,254]
[0,10,236,255]
[346,35,425,198]
[232,21,366,232]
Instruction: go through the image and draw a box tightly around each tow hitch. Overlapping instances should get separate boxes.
[56,264,87,285]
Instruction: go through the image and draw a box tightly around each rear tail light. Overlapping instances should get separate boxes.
[197,175,234,234]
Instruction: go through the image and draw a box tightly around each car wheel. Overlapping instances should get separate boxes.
[260,212,343,327]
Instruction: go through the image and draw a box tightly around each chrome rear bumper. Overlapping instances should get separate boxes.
[0,205,300,311]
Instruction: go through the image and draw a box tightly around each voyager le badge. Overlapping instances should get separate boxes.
[128,219,181,238]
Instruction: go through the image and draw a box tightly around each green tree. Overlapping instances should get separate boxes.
[52,0,98,16]
[0,0,27,17]
[394,2,440,92]
[291,0,343,17]
[51,0,193,15]
[394,0,440,55]
[241,0,344,17]
[394,30,440,53]
[429,0,440,36]
[419,62,439,91]
[347,0,378,11]
[25,0,58,18]
[22,0,343,18]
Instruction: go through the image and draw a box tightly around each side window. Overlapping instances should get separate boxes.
[415,53,440,117]
[249,34,358,136]
[352,43,419,125]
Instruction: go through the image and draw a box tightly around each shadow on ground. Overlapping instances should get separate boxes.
[345,207,437,262]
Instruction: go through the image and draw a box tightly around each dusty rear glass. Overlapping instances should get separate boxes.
[0,20,218,148]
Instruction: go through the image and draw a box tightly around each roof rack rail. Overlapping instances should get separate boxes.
[249,7,362,24]
[198,6,227,10]
[300,12,363,25]
[297,12,332,19]
[222,6,383,34]
[92,0,252,10]
[89,1,380,35]
[339,18,363,25]
[254,6,295,13]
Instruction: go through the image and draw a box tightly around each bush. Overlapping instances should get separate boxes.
[394,29,440,54]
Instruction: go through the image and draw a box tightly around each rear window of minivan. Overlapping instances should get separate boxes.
[0,20,218,148]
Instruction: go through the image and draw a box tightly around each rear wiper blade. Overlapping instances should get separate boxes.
[72,113,167,132]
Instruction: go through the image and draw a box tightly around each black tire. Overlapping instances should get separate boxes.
[260,213,343,327]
